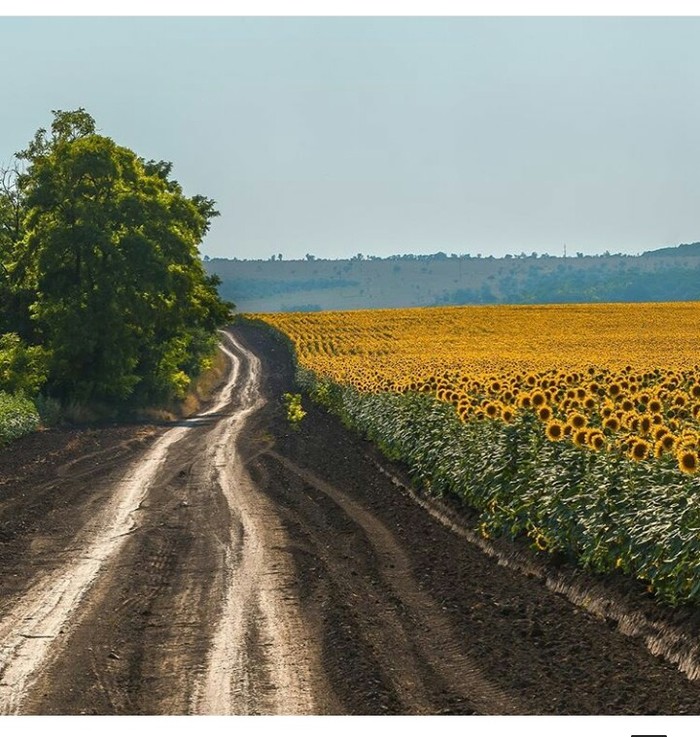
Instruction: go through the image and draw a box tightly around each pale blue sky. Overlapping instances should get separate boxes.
[2,16,699,260]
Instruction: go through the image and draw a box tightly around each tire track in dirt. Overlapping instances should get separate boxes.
[0,430,156,608]
[0,333,244,715]
[190,335,319,715]
[263,449,523,715]
[0,427,192,714]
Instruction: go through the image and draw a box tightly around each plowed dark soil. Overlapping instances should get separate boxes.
[1,323,700,714]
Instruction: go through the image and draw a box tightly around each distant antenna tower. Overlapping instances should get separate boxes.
[563,243,567,258]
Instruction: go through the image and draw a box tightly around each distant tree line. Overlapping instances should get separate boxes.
[435,262,700,306]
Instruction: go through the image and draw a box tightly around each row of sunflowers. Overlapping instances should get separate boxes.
[253,302,700,605]
[261,303,700,475]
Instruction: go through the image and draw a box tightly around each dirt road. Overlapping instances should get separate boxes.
[1,325,700,714]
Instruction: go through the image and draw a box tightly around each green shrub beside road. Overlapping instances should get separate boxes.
[0,392,40,445]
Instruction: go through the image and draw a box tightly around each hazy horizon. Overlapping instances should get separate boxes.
[204,242,693,262]
[2,16,699,261]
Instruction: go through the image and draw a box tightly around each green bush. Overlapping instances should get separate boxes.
[282,392,306,429]
[34,394,62,426]
[0,391,40,445]
[0,333,48,396]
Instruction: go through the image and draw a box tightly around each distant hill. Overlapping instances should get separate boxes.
[204,242,700,313]
[641,241,700,258]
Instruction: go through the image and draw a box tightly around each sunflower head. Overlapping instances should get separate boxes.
[630,438,650,461]
[568,412,587,429]
[546,420,564,441]
[620,399,634,412]
[653,425,670,442]
[680,431,698,448]
[588,431,605,452]
[573,428,589,447]
[538,405,552,422]
[678,449,699,474]
[661,433,677,451]
[639,415,653,435]
[625,414,640,432]
[603,416,620,433]
[648,398,663,414]
[583,396,596,410]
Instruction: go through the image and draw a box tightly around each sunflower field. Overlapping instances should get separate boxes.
[254,302,700,606]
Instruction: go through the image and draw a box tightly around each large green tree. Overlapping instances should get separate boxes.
[3,108,232,404]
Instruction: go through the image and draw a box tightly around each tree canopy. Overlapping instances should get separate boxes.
[0,108,232,405]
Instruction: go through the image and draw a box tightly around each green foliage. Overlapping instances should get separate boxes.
[33,394,61,426]
[0,333,48,395]
[282,392,306,429]
[1,108,233,407]
[0,391,40,445]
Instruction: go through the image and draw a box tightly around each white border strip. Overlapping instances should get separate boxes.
[4,3,700,17]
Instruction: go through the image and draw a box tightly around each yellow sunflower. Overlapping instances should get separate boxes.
[629,438,650,461]
[678,449,699,474]
[546,420,565,441]
[573,428,590,447]
[648,398,663,414]
[621,398,635,413]
[603,416,620,433]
